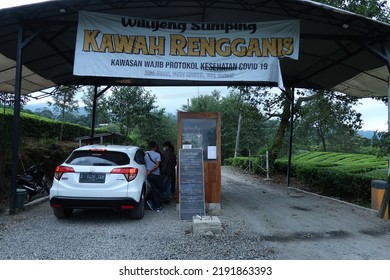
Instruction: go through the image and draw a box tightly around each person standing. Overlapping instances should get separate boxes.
[160,141,176,204]
[144,141,164,212]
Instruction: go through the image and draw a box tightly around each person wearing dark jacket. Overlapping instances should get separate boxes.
[160,141,176,204]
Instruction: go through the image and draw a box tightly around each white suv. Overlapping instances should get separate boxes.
[50,145,150,219]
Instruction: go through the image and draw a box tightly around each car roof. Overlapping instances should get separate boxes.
[74,145,141,153]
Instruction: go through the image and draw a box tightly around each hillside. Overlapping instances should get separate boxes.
[357,130,375,139]
[24,102,88,116]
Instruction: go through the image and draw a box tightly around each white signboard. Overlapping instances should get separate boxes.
[74,11,300,88]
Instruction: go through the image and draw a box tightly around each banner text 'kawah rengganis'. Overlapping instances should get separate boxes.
[74,11,300,88]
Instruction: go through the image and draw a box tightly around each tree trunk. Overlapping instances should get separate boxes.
[318,127,327,152]
[60,108,65,141]
[269,97,291,165]
[268,88,322,165]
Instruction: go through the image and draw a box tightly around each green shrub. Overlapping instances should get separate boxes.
[226,151,388,206]
[230,157,250,169]
[224,156,267,175]
[0,109,104,202]
[1,109,91,140]
[283,152,387,205]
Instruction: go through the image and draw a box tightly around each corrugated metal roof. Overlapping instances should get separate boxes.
[0,0,388,97]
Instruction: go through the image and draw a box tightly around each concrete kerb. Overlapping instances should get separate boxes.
[1,195,49,216]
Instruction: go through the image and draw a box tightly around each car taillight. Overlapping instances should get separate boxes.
[54,166,75,180]
[51,203,62,208]
[111,167,138,182]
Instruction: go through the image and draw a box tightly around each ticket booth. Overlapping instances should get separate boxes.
[177,112,221,215]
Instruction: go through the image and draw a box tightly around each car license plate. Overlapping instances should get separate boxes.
[79,173,106,183]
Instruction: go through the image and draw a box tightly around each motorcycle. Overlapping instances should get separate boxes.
[17,163,49,203]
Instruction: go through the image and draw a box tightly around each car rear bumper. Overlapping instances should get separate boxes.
[50,196,138,210]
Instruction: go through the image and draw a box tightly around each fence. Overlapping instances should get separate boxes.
[243,151,271,180]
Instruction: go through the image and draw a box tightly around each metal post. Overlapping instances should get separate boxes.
[379,175,390,218]
[266,151,270,180]
[287,88,295,186]
[9,24,24,215]
[379,55,390,218]
[90,85,98,145]
[388,75,390,176]
[234,112,242,157]
[248,150,251,173]
[89,85,110,145]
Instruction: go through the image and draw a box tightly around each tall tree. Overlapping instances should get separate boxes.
[231,86,322,164]
[34,107,54,119]
[0,91,30,113]
[135,109,177,149]
[81,86,110,127]
[316,0,390,22]
[294,91,363,152]
[107,86,157,141]
[220,89,268,159]
[181,90,222,112]
[231,1,389,163]
[183,89,272,159]
[313,0,390,155]
[48,85,80,140]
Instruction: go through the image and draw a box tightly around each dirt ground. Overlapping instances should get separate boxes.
[1,166,390,260]
[221,166,390,260]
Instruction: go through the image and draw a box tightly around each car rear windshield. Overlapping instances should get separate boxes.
[65,150,130,166]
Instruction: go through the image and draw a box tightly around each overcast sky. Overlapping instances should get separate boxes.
[0,0,50,9]
[1,0,388,131]
[152,86,389,131]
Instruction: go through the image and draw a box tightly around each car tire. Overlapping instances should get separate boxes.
[130,190,145,220]
[53,208,73,219]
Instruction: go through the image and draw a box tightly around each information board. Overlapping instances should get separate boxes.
[179,148,205,220]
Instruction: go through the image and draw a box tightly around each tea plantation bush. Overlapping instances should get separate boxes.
[1,109,90,140]
[0,109,106,202]
[225,151,388,206]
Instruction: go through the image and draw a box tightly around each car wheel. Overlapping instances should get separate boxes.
[53,208,73,219]
[130,190,145,220]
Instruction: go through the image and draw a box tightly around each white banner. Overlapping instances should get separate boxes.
[74,11,300,88]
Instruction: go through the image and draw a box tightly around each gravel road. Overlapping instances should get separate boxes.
[1,166,389,260]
